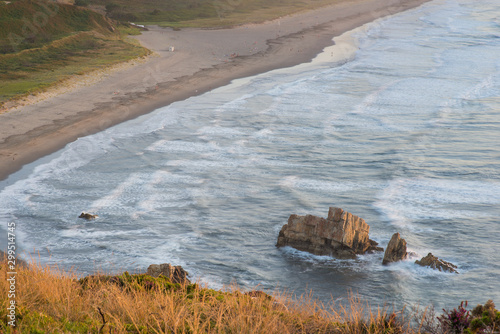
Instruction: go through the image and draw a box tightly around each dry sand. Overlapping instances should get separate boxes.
[0,0,430,181]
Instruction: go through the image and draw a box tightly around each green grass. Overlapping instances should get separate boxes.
[0,0,115,53]
[0,0,149,106]
[88,0,341,28]
[0,33,148,102]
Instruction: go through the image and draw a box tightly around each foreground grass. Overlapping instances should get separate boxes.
[0,259,416,334]
[0,0,149,106]
[1,257,499,333]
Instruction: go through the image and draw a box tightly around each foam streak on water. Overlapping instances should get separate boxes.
[1,0,500,308]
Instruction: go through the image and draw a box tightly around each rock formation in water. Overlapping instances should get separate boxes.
[79,212,98,220]
[147,263,190,284]
[276,207,383,259]
[415,253,458,273]
[382,232,408,265]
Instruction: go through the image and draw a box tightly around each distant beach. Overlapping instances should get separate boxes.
[0,0,430,182]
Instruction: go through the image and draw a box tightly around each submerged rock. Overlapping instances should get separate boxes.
[415,253,458,273]
[79,212,98,220]
[276,207,383,259]
[382,233,408,265]
[147,263,190,284]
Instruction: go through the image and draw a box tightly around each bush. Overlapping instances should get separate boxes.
[438,301,472,334]
[469,300,500,333]
[436,300,500,334]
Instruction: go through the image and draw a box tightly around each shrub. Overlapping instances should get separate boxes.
[437,301,472,334]
[469,300,500,333]
[435,300,500,334]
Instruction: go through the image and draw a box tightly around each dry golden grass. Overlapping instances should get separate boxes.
[0,257,421,333]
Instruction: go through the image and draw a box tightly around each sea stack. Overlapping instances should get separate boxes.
[382,233,408,265]
[276,207,383,259]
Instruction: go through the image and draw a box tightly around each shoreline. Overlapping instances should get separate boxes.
[0,0,431,182]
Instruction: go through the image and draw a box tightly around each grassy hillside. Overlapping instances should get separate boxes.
[1,258,499,333]
[0,258,413,333]
[88,0,340,28]
[0,0,149,105]
[0,0,115,53]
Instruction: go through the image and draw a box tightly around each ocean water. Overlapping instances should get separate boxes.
[1,0,499,310]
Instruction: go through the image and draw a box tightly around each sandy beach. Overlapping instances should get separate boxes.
[0,0,430,181]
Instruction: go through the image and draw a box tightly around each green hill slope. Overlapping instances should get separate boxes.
[87,0,338,28]
[0,0,149,105]
[0,0,116,53]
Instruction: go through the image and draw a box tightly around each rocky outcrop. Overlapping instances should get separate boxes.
[382,233,408,265]
[146,263,190,284]
[79,212,98,220]
[415,253,458,273]
[276,207,383,259]
[369,239,384,253]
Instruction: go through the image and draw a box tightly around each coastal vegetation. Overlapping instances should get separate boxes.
[86,0,342,28]
[1,258,498,333]
[0,0,149,106]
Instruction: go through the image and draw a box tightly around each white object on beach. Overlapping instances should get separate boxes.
[169,46,175,52]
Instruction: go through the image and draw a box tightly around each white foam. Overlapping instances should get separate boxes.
[375,178,500,228]
[90,175,138,212]
[280,246,350,264]
[313,28,360,65]
[145,139,222,154]
[280,176,381,193]
[120,106,180,136]
[196,126,245,138]
[60,228,150,240]
[252,128,273,138]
